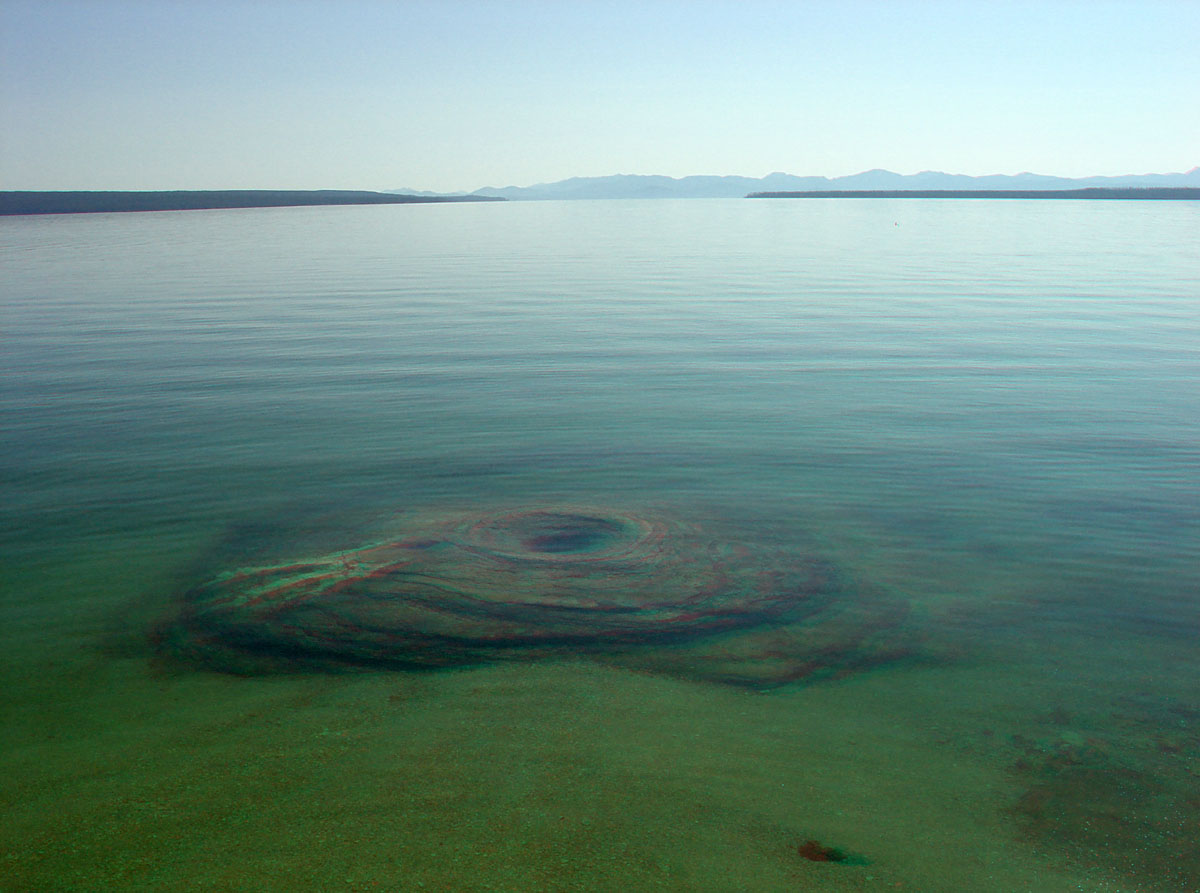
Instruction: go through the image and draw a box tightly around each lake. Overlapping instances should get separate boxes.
[2,198,1198,891]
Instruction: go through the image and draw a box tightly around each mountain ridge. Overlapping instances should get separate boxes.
[458,167,1200,200]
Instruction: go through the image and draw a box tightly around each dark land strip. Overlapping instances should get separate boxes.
[748,188,1200,200]
[0,190,505,216]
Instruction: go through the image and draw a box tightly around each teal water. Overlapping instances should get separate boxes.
[2,199,1198,891]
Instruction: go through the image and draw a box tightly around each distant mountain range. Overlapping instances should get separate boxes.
[392,168,1200,201]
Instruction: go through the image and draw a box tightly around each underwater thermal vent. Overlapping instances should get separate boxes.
[162,505,913,687]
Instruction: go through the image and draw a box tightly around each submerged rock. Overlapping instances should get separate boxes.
[160,505,913,687]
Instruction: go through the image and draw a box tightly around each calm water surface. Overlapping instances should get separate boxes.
[2,199,1198,891]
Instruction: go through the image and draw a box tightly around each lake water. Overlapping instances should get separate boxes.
[2,198,1198,891]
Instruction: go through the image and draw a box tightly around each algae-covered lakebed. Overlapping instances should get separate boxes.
[3,198,1198,890]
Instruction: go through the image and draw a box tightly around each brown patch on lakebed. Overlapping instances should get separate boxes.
[1007,700,1200,889]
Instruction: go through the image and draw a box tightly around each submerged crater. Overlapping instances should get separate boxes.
[521,514,623,553]
[160,504,913,687]
[461,510,647,562]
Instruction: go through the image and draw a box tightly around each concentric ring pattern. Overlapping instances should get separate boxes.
[164,505,913,687]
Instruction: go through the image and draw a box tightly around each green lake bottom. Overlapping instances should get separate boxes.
[4,497,1196,892]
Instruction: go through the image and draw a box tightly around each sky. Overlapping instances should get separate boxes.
[1,0,1196,192]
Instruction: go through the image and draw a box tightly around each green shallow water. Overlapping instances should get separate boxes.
[2,198,1198,891]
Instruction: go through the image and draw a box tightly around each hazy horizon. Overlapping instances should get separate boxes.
[2,1,1197,193]
[5,165,1199,198]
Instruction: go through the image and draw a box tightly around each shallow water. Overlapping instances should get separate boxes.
[2,198,1198,890]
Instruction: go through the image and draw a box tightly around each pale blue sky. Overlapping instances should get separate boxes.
[1,0,1196,191]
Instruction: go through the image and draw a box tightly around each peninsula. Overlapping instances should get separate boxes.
[0,190,505,216]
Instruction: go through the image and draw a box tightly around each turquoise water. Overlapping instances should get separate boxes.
[2,199,1198,890]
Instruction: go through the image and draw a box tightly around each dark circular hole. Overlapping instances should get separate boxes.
[519,514,624,554]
